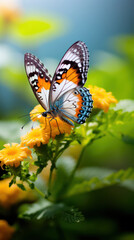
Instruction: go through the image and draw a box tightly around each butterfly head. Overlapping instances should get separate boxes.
[42,112,48,117]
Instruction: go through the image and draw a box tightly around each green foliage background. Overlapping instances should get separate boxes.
[0,3,134,239]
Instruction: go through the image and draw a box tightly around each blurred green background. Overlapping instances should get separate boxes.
[0,0,134,239]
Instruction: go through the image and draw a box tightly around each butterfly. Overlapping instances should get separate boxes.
[24,41,93,128]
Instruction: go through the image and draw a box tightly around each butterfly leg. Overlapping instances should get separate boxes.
[48,117,61,137]
[43,116,51,130]
[48,119,52,138]
[43,116,53,136]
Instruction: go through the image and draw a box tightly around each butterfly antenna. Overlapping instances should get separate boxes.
[31,121,35,130]
[18,113,31,119]
[18,112,44,119]
[30,113,42,122]
[20,113,42,130]
[20,120,30,130]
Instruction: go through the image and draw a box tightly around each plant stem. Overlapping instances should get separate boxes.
[70,133,106,181]
[47,162,55,197]
[69,144,87,182]
[34,186,45,198]
[27,180,45,198]
[70,124,88,178]
[47,139,60,197]
[58,133,106,200]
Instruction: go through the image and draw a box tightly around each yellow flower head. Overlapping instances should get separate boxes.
[42,116,73,139]
[0,220,15,240]
[21,126,50,148]
[0,178,28,208]
[0,143,31,168]
[30,105,73,140]
[30,105,45,124]
[88,85,118,112]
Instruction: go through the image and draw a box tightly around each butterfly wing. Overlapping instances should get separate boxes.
[24,53,52,110]
[55,87,93,125]
[50,41,89,106]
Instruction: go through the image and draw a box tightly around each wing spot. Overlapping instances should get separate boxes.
[40,73,44,78]
[56,75,61,80]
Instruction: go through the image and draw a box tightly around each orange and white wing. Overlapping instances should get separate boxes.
[50,41,89,105]
[56,87,93,125]
[24,53,52,110]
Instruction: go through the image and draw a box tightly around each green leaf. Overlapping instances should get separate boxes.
[1,172,11,179]
[61,207,85,223]
[34,145,52,174]
[121,180,134,191]
[75,167,134,193]
[28,182,35,190]
[95,100,134,144]
[19,199,84,223]
[17,183,26,191]
[67,168,134,197]
[29,173,37,182]
[75,167,114,182]
[9,179,14,187]
[19,199,51,220]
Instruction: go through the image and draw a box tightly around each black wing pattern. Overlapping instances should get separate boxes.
[50,41,89,105]
[24,53,52,110]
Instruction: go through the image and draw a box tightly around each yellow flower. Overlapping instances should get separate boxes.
[41,116,73,140]
[0,220,15,240]
[21,126,50,148]
[30,105,45,124]
[0,143,31,168]
[0,178,28,208]
[88,85,118,112]
[30,104,73,140]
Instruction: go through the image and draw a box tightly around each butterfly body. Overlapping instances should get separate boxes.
[24,41,93,127]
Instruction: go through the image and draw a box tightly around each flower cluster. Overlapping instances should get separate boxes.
[88,85,118,112]
[21,104,74,150]
[0,85,117,175]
